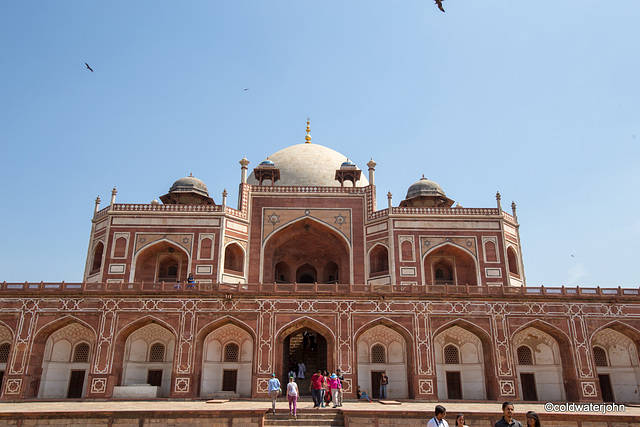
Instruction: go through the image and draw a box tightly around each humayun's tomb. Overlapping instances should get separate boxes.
[1,122,639,404]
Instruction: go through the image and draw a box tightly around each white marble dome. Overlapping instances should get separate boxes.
[247,143,369,187]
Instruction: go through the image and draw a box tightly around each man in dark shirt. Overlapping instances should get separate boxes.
[309,369,324,408]
[494,402,523,427]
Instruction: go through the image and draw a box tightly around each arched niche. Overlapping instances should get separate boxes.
[39,323,95,399]
[434,325,486,400]
[121,323,175,397]
[133,241,189,283]
[512,326,566,401]
[424,243,478,286]
[591,327,640,403]
[263,218,350,284]
[356,324,408,399]
[201,323,254,398]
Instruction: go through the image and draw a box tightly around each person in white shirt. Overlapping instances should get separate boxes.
[286,376,299,418]
[297,361,306,379]
[426,405,449,427]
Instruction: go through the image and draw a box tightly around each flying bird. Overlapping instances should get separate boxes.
[244,88,249,91]
[435,0,445,12]
[85,63,94,72]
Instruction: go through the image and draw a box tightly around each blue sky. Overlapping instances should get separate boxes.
[1,1,639,286]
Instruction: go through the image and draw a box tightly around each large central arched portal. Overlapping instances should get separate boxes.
[263,218,350,284]
[276,319,335,396]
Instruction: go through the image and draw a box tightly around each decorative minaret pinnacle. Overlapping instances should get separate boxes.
[94,196,101,214]
[367,158,377,186]
[239,157,250,184]
[222,189,228,207]
[305,118,312,144]
[511,201,517,221]
[387,191,393,209]
[496,191,502,211]
[110,187,117,206]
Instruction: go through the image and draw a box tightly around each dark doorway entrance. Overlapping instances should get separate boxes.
[599,374,614,402]
[67,370,85,398]
[222,370,238,392]
[283,329,327,396]
[147,369,163,387]
[371,371,383,399]
[520,373,537,401]
[446,371,462,399]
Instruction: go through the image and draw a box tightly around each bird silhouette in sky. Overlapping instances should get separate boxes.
[435,0,445,12]
[85,63,94,72]
[244,88,249,91]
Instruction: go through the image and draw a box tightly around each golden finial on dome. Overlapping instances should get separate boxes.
[305,118,312,143]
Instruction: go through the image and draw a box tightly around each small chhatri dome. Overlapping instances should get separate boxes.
[400,176,454,208]
[260,159,275,166]
[341,159,356,167]
[168,173,210,198]
[160,173,214,205]
[405,176,446,199]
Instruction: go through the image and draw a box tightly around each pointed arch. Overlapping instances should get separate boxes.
[275,316,337,385]
[130,239,190,283]
[354,317,415,399]
[432,318,497,400]
[367,243,390,277]
[261,217,351,284]
[194,316,257,397]
[511,320,577,401]
[223,242,246,275]
[422,242,479,287]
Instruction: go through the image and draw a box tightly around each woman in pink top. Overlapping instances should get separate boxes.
[328,373,342,408]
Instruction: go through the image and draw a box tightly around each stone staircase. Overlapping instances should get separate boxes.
[263,409,344,427]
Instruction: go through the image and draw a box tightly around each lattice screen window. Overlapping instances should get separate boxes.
[0,342,10,363]
[224,343,239,362]
[371,344,386,364]
[444,345,460,364]
[72,342,90,363]
[517,346,534,365]
[593,347,608,367]
[149,343,165,362]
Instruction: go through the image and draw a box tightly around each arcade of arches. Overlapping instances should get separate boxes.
[3,311,640,403]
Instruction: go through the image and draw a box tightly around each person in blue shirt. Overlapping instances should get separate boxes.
[268,373,281,414]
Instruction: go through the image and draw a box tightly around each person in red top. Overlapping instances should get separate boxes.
[309,370,324,408]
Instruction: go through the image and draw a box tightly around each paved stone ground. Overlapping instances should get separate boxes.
[0,399,637,417]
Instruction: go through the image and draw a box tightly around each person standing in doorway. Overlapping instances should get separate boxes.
[379,373,389,399]
[303,330,309,350]
[268,373,281,415]
[297,361,306,379]
[309,369,324,409]
[287,376,299,418]
[309,333,316,351]
[494,402,523,427]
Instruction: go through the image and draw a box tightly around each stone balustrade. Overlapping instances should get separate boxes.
[1,281,638,299]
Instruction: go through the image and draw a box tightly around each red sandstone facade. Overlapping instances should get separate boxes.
[1,138,638,403]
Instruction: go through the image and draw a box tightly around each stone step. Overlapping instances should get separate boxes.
[263,409,344,426]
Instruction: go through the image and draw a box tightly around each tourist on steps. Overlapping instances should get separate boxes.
[268,373,281,415]
[287,376,299,418]
[309,370,324,408]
